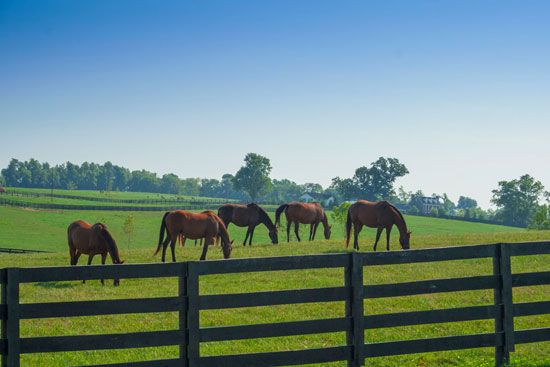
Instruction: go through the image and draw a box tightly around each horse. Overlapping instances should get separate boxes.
[345,200,411,251]
[154,210,232,261]
[275,202,331,242]
[218,203,278,246]
[67,220,124,286]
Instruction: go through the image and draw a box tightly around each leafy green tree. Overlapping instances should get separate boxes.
[331,202,351,225]
[457,196,478,210]
[331,157,409,201]
[123,214,135,249]
[491,174,545,226]
[160,173,181,194]
[233,153,272,201]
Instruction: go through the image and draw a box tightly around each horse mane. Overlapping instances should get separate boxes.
[385,202,406,226]
[97,224,122,263]
[255,204,275,228]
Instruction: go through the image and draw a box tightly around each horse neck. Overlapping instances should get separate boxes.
[320,213,329,229]
[259,210,275,230]
[391,208,408,236]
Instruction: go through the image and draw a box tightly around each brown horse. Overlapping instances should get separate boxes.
[154,210,232,261]
[67,221,124,286]
[345,200,411,251]
[275,202,331,242]
[218,203,278,246]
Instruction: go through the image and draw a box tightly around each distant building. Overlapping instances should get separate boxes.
[299,192,335,208]
[409,196,443,215]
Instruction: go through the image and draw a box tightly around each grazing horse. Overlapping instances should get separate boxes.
[345,200,411,251]
[218,203,278,246]
[275,202,331,242]
[154,210,232,261]
[67,221,124,286]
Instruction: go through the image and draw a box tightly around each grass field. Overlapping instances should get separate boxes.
[4,187,231,201]
[0,239,548,367]
[0,197,548,366]
[0,205,528,252]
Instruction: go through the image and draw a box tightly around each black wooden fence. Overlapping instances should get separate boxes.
[0,242,549,367]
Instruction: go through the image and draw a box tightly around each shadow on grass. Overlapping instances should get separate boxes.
[34,282,76,289]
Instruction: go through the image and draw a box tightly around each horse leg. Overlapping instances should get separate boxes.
[161,236,171,263]
[248,226,255,246]
[243,227,250,246]
[100,253,107,285]
[312,222,319,241]
[286,221,291,242]
[385,225,393,251]
[353,223,362,250]
[83,254,94,284]
[373,227,383,252]
[294,223,301,242]
[170,238,177,262]
[200,236,213,261]
[308,224,313,241]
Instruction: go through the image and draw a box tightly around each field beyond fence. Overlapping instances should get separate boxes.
[0,242,549,367]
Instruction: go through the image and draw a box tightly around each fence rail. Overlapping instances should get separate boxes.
[0,242,549,366]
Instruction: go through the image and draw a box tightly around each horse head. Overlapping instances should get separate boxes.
[324,224,332,240]
[268,226,278,244]
[399,231,411,250]
[222,239,233,259]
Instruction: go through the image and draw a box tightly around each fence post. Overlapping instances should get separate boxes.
[345,252,364,367]
[186,263,200,367]
[6,269,20,367]
[178,263,188,367]
[1,269,6,367]
[493,243,514,367]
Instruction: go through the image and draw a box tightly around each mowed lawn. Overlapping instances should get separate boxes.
[0,206,548,366]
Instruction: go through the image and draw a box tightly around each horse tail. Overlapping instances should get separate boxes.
[275,203,289,226]
[102,227,122,263]
[154,212,170,256]
[215,217,232,254]
[217,205,231,227]
[345,206,352,248]
[67,223,76,264]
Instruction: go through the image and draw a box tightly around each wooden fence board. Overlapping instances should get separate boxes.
[364,305,496,329]
[19,297,180,319]
[200,317,350,342]
[364,332,502,357]
[196,254,348,275]
[20,330,182,353]
[199,346,352,367]
[364,275,497,298]
[514,328,550,344]
[362,244,495,265]
[199,286,347,310]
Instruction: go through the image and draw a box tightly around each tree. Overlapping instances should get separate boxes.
[331,202,351,226]
[457,196,478,210]
[331,157,409,201]
[233,153,272,201]
[491,174,545,227]
[123,214,135,249]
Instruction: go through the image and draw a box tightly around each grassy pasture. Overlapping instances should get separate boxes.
[0,205,526,252]
[0,200,548,366]
[0,240,548,367]
[4,187,231,202]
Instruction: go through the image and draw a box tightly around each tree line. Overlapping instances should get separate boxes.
[1,156,549,228]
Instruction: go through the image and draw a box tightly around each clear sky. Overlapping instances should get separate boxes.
[1,0,549,208]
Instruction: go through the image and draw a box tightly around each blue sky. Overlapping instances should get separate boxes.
[1,0,549,208]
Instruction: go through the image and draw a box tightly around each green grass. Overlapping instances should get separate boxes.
[0,205,526,252]
[4,187,231,201]
[0,240,548,366]
[0,205,548,366]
